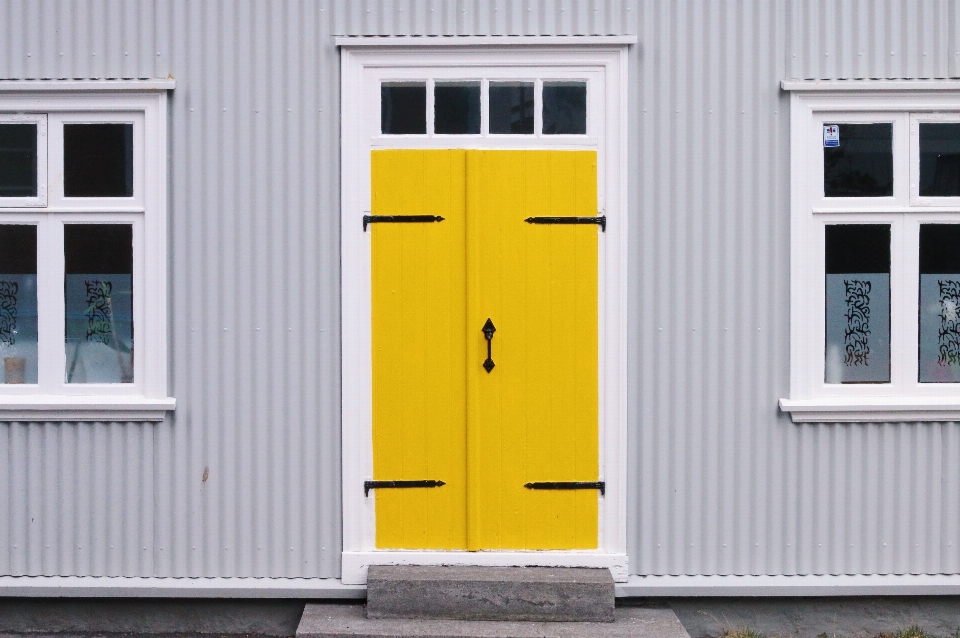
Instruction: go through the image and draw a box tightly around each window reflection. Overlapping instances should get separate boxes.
[825,224,891,384]
[489,82,534,134]
[0,225,38,384]
[64,224,134,384]
[823,123,893,197]
[381,83,427,135]
[920,123,960,196]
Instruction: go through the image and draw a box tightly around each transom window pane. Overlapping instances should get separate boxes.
[0,124,37,198]
[381,83,426,135]
[919,224,960,382]
[823,123,893,198]
[64,123,134,197]
[920,123,960,196]
[434,82,480,135]
[489,82,534,135]
[64,224,133,384]
[0,225,38,384]
[542,82,586,135]
[825,224,891,384]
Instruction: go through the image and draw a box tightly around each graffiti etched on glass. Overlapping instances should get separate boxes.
[844,279,871,366]
[84,280,114,345]
[0,281,18,345]
[938,280,960,367]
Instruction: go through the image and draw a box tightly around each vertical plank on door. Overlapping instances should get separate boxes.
[371,149,468,549]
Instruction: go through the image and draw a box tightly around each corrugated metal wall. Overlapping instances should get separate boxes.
[1,0,959,580]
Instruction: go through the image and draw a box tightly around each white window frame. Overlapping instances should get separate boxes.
[0,82,175,421]
[780,81,960,422]
[339,39,631,585]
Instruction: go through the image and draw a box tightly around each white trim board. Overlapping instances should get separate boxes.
[340,45,630,583]
[617,574,960,597]
[6,573,959,598]
[782,79,960,92]
[0,79,176,91]
[0,576,364,598]
[336,35,637,48]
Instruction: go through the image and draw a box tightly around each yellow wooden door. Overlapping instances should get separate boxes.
[371,149,599,551]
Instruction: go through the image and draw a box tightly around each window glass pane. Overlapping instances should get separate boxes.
[823,123,893,197]
[381,83,426,135]
[825,224,890,384]
[0,124,37,198]
[920,123,960,196]
[434,82,480,135]
[64,124,133,197]
[65,224,133,384]
[919,224,960,382]
[542,82,586,135]
[0,225,37,384]
[489,82,534,134]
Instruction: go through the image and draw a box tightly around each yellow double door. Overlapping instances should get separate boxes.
[371,149,599,551]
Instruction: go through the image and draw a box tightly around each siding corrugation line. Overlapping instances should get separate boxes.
[0,0,959,582]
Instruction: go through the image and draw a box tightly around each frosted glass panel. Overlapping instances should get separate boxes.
[919,224,960,382]
[824,225,890,384]
[0,225,37,384]
[64,225,133,384]
[0,124,37,198]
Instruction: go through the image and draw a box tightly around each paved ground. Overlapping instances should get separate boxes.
[296,603,690,638]
[0,598,311,636]
[2,597,960,637]
[667,596,960,638]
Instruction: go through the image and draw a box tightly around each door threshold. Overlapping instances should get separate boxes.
[341,551,628,585]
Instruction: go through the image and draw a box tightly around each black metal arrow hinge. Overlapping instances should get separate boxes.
[524,481,606,495]
[364,479,446,497]
[363,215,445,232]
[524,216,606,232]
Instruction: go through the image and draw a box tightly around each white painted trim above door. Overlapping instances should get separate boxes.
[339,44,630,586]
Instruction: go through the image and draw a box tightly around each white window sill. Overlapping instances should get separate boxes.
[780,397,960,423]
[0,396,176,422]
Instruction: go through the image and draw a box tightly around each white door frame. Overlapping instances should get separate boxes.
[338,38,631,585]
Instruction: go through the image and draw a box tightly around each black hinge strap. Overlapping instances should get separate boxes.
[524,216,606,232]
[363,215,445,231]
[364,479,446,497]
[525,481,605,496]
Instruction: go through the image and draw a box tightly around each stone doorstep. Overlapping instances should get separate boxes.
[296,604,692,638]
[366,566,615,623]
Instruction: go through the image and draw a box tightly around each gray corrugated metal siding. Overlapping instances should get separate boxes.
[0,0,958,580]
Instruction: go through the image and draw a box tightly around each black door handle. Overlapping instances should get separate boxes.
[482,318,496,373]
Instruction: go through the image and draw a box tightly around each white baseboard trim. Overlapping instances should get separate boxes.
[616,574,960,597]
[7,572,959,598]
[0,576,366,598]
[341,551,630,585]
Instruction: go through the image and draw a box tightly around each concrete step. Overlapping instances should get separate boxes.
[296,603,692,638]
[366,566,614,622]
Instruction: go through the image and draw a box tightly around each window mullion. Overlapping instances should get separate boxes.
[35,216,65,393]
[534,78,543,136]
[891,214,916,391]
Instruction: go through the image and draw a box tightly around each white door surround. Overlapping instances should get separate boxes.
[338,38,632,585]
